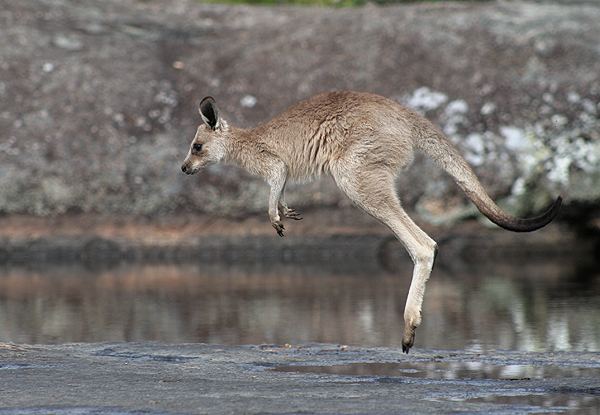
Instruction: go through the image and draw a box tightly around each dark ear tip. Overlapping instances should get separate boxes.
[199,96,220,130]
[199,96,215,111]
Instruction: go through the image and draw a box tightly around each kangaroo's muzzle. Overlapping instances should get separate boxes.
[181,164,196,175]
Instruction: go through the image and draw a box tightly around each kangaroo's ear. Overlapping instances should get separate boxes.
[199,97,220,130]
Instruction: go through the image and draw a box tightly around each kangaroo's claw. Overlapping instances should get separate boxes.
[272,221,285,237]
[402,325,416,354]
[284,208,303,221]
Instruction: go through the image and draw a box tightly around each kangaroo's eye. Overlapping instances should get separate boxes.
[192,143,203,152]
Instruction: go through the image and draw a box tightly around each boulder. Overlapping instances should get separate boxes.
[1,0,599,228]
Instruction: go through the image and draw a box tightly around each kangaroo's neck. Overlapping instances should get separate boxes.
[223,126,275,177]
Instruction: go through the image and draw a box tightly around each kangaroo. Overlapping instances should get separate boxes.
[181,90,562,353]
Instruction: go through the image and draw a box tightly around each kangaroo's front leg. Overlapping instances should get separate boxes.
[278,183,303,221]
[267,164,288,237]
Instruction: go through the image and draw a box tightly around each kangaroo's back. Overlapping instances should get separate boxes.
[254,91,419,180]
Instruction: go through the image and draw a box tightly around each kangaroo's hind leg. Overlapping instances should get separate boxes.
[332,165,438,353]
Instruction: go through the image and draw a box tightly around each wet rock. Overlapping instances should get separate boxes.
[0,342,599,414]
[0,0,599,227]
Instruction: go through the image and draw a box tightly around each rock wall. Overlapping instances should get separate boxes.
[1,0,599,225]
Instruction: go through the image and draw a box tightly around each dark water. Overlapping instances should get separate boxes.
[0,245,598,352]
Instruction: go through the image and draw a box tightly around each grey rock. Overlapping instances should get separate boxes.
[1,0,599,225]
[1,342,600,414]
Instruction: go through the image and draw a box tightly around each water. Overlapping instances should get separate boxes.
[271,358,600,412]
[0,246,598,352]
[274,361,600,380]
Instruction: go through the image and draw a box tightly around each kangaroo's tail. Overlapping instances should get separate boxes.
[415,125,561,232]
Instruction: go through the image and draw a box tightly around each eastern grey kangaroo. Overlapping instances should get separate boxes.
[181,91,562,353]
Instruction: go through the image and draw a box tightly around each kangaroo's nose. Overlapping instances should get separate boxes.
[181,165,187,173]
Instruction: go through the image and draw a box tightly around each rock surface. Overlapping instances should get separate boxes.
[1,342,599,414]
[1,0,599,228]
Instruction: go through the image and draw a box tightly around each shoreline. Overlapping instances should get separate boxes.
[0,211,595,265]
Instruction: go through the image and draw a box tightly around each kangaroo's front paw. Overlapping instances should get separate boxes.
[272,221,285,237]
[284,208,303,221]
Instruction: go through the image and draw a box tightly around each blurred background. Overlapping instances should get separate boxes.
[0,0,599,352]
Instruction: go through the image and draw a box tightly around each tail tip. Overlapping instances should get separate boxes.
[497,194,562,232]
[550,195,563,217]
[528,194,563,231]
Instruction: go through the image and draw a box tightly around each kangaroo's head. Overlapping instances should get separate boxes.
[181,97,228,175]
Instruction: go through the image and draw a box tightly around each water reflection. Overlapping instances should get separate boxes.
[274,361,600,380]
[0,247,598,351]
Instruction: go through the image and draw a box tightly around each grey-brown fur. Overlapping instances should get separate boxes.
[181,91,561,352]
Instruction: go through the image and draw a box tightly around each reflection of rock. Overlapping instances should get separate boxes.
[1,0,599,227]
[1,257,599,351]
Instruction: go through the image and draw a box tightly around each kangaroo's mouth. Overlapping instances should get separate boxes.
[181,164,196,175]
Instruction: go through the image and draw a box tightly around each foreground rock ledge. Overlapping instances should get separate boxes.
[0,342,599,414]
